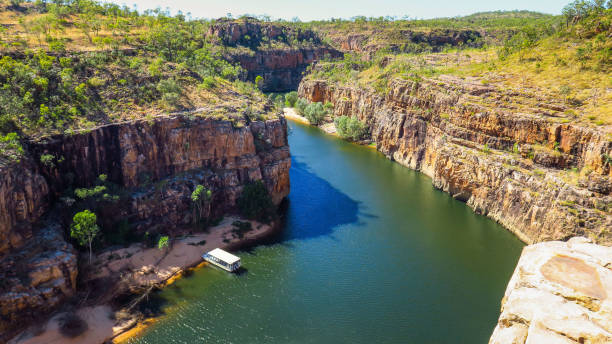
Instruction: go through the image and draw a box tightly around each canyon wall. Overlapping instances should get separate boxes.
[207,18,342,92]
[299,77,612,244]
[228,48,343,92]
[489,237,612,343]
[0,115,291,340]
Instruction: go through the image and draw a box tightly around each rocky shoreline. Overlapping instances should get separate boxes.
[489,237,612,344]
[298,77,612,245]
[0,114,291,341]
[10,216,283,344]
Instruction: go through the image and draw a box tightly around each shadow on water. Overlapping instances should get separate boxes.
[276,157,360,242]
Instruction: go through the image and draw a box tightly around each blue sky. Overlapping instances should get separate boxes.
[104,0,570,21]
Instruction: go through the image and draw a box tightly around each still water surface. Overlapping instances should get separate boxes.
[127,121,524,344]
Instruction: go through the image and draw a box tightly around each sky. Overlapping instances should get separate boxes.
[104,0,571,21]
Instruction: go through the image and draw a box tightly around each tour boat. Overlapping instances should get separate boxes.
[202,248,241,272]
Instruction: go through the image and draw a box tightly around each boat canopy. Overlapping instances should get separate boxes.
[207,248,240,265]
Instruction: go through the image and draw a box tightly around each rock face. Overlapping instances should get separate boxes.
[0,161,49,255]
[0,115,291,338]
[29,116,291,233]
[228,48,342,92]
[489,237,612,344]
[0,224,77,340]
[324,29,486,57]
[208,18,342,91]
[299,77,612,244]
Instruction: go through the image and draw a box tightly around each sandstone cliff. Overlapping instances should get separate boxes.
[0,224,77,337]
[489,237,612,344]
[0,115,291,340]
[207,18,342,91]
[227,47,342,92]
[299,77,612,244]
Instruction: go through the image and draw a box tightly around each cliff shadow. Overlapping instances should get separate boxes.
[264,157,361,244]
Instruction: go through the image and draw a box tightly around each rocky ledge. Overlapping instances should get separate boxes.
[299,77,612,244]
[0,224,77,336]
[489,237,612,344]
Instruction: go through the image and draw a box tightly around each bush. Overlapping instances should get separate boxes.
[40,153,55,168]
[295,98,309,115]
[255,75,264,89]
[58,312,88,338]
[201,76,216,89]
[236,180,275,223]
[303,102,327,125]
[334,116,368,141]
[285,91,298,107]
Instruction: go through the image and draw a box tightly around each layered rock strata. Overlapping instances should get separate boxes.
[489,237,612,344]
[0,224,77,338]
[299,77,612,244]
[0,115,291,339]
[207,18,342,91]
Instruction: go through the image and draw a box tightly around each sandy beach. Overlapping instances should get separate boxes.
[10,216,276,344]
[284,108,337,135]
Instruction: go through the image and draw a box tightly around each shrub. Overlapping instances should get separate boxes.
[201,76,216,89]
[87,77,105,87]
[334,116,368,141]
[295,98,309,115]
[158,236,169,250]
[303,102,327,125]
[40,153,55,168]
[285,91,298,107]
[255,75,264,89]
[236,180,275,223]
[58,313,88,338]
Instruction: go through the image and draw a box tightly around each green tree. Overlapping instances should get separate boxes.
[255,75,264,89]
[191,185,212,226]
[237,180,275,223]
[284,91,298,107]
[70,209,100,264]
[334,116,368,141]
[304,102,327,125]
[157,236,169,250]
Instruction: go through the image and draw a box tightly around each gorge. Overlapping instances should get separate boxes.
[0,2,611,343]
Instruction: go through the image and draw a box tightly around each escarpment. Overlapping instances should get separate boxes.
[299,77,612,244]
[208,18,342,91]
[0,115,290,339]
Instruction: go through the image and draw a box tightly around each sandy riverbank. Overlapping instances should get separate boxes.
[10,216,277,344]
[283,107,339,135]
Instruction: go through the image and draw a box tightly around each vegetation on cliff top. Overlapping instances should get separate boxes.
[0,0,283,158]
[305,1,612,128]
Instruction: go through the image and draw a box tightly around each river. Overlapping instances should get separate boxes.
[125,120,524,344]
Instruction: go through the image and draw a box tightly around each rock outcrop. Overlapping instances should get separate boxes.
[0,224,77,339]
[228,48,342,92]
[299,77,612,244]
[0,115,291,339]
[489,237,612,344]
[0,161,49,255]
[323,29,486,57]
[208,18,342,91]
[28,115,291,232]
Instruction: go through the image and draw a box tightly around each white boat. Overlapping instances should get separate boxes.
[202,248,241,272]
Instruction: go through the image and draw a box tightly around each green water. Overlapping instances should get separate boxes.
[127,121,524,344]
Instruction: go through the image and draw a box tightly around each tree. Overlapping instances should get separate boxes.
[285,91,298,107]
[334,115,368,141]
[255,75,264,90]
[157,235,169,250]
[304,102,327,125]
[70,209,100,264]
[191,185,212,226]
[237,180,275,223]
